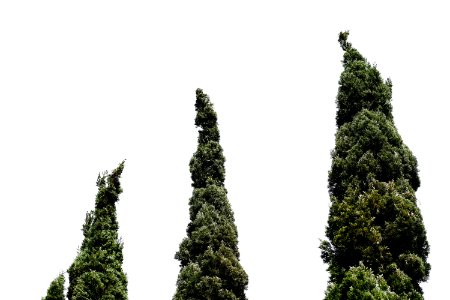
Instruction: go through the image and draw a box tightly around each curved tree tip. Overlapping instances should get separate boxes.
[195,88,213,112]
[196,88,204,96]
[109,160,126,183]
[338,31,351,50]
[116,160,126,172]
[195,88,207,103]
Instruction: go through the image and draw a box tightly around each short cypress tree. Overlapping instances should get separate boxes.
[42,273,65,300]
[174,89,248,300]
[67,161,128,300]
[320,32,430,299]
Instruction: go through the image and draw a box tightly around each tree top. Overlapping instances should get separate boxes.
[338,31,351,51]
[194,88,220,143]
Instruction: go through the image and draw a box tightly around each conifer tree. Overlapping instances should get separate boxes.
[174,89,248,300]
[67,161,127,300]
[321,32,430,299]
[42,273,65,300]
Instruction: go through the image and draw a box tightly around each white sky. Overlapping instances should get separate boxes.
[0,1,448,299]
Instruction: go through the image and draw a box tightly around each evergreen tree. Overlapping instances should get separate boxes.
[174,89,248,300]
[67,161,128,300]
[42,273,65,300]
[321,32,429,299]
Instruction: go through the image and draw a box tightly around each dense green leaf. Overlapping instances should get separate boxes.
[325,264,399,300]
[329,109,420,200]
[67,162,128,300]
[336,31,393,127]
[42,274,65,300]
[174,89,248,300]
[322,32,429,298]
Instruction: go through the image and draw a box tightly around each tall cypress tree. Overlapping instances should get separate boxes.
[321,32,430,299]
[67,161,128,300]
[42,273,65,300]
[174,89,248,300]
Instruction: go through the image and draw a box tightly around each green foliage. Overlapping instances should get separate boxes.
[321,181,429,296]
[329,109,420,200]
[42,273,65,300]
[67,162,128,300]
[336,31,393,127]
[384,263,424,299]
[322,32,429,298]
[325,264,398,300]
[190,89,225,188]
[174,89,248,300]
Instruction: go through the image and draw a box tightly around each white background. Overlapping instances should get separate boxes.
[0,1,448,299]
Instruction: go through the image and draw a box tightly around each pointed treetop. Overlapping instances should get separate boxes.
[335,32,393,127]
[95,160,126,208]
[338,31,351,51]
[195,88,220,144]
[108,159,125,191]
[338,31,365,66]
[190,89,225,188]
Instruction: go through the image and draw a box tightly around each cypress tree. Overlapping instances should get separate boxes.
[320,32,430,299]
[174,89,248,300]
[42,273,65,300]
[67,161,127,300]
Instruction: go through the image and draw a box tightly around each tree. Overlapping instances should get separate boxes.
[42,273,65,300]
[321,32,430,299]
[67,161,128,300]
[174,89,248,300]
